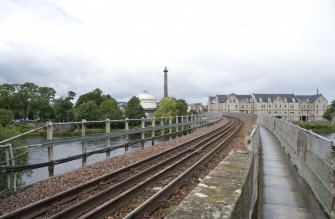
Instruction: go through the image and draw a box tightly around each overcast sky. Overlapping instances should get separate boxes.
[0,0,334,104]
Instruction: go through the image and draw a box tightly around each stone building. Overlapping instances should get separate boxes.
[137,90,157,118]
[188,103,205,113]
[208,91,328,121]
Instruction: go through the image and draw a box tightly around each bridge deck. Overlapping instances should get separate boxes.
[258,126,328,219]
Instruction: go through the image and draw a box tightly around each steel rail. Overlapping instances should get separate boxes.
[48,119,236,219]
[124,117,243,219]
[0,117,232,219]
[74,118,240,219]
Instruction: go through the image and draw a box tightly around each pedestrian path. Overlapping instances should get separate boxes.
[258,126,328,219]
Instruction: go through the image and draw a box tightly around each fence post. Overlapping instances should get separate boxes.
[176,116,179,135]
[186,115,189,133]
[151,117,155,145]
[47,121,54,177]
[141,117,145,147]
[8,144,16,191]
[81,119,87,166]
[105,119,111,158]
[161,117,164,136]
[169,116,172,140]
[124,118,129,152]
[181,116,184,132]
[6,146,10,190]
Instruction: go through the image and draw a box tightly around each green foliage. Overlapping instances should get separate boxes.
[175,98,188,115]
[76,88,110,107]
[0,125,28,189]
[155,97,177,117]
[298,123,335,133]
[100,98,123,120]
[77,101,101,121]
[0,109,14,126]
[125,97,145,120]
[0,83,57,121]
[323,100,335,121]
[155,97,189,118]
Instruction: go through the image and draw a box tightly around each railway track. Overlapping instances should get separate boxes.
[1,117,240,219]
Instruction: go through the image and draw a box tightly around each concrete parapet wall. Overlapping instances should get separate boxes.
[166,125,260,219]
[259,116,334,218]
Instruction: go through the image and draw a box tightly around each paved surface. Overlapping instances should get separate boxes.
[258,126,328,219]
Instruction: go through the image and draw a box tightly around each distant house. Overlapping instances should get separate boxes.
[188,103,205,113]
[118,102,127,111]
[207,90,328,122]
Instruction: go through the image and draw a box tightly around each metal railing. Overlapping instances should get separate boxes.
[0,113,222,191]
[259,115,335,218]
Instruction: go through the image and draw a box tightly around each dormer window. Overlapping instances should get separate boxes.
[292,98,295,102]
[268,97,271,102]
[259,97,263,102]
[284,98,287,102]
[245,98,249,103]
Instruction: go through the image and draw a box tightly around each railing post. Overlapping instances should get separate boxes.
[105,119,111,158]
[169,116,172,140]
[6,146,10,190]
[81,119,87,166]
[8,144,16,191]
[125,118,129,152]
[161,117,164,136]
[47,121,54,177]
[186,115,189,134]
[176,116,179,135]
[141,117,145,148]
[151,117,155,145]
[181,116,184,132]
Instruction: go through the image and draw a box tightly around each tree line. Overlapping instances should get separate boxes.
[0,82,189,126]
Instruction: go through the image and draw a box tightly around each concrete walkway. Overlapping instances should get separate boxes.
[258,126,328,219]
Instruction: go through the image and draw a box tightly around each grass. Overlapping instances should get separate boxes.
[297,123,335,133]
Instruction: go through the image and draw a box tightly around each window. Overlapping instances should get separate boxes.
[285,105,287,108]
[236,105,237,108]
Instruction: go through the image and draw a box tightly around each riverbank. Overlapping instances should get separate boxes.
[295,122,335,134]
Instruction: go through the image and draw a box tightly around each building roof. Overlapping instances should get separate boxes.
[217,95,227,103]
[253,93,295,102]
[137,89,156,101]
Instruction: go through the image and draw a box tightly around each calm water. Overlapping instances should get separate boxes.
[320,132,335,140]
[17,135,164,186]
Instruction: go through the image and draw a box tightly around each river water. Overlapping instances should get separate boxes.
[17,135,163,187]
[320,132,335,140]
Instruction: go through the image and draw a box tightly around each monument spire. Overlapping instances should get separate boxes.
[163,67,168,98]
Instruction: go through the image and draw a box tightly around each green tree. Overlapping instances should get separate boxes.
[77,101,101,121]
[76,88,110,107]
[17,82,39,119]
[154,97,177,117]
[0,84,16,110]
[53,91,76,122]
[0,126,28,189]
[175,98,188,115]
[125,97,145,119]
[29,87,56,120]
[100,98,123,120]
[323,100,335,121]
[0,109,14,126]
